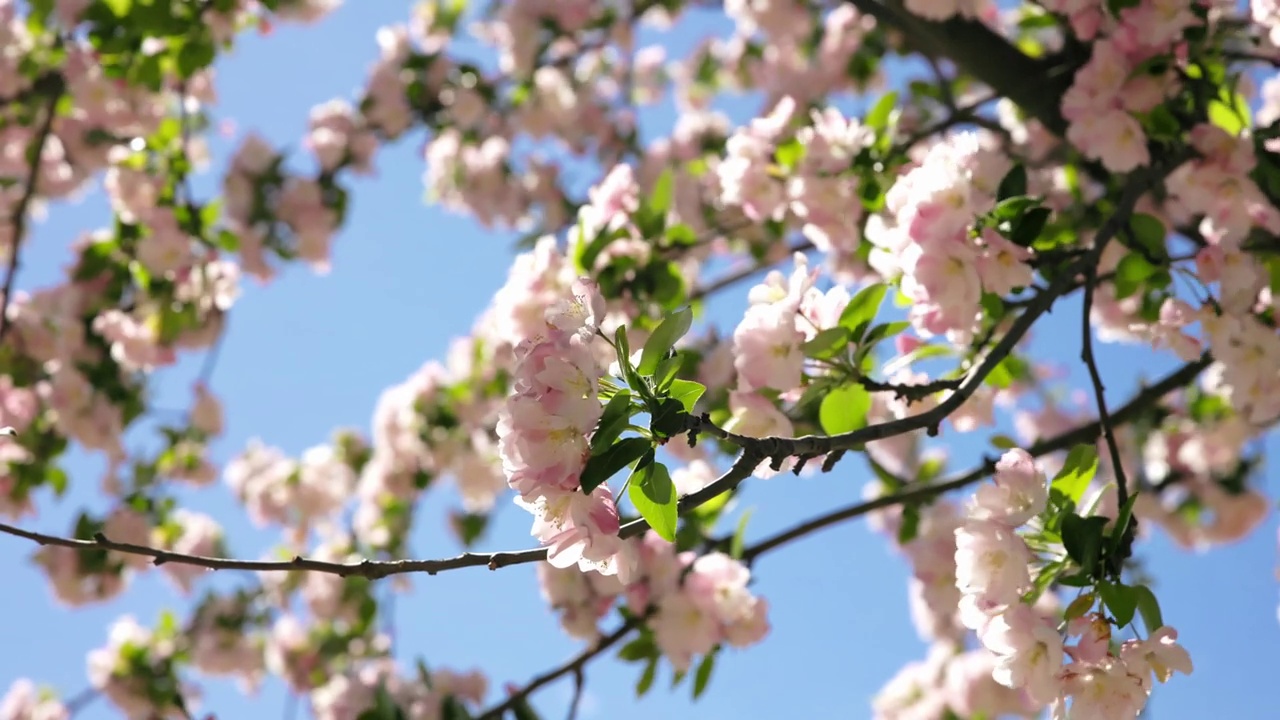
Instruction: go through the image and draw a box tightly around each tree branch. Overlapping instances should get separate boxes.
[844,0,1077,135]
[1080,254,1134,561]
[475,618,639,720]
[742,353,1211,562]
[688,239,815,302]
[0,88,61,344]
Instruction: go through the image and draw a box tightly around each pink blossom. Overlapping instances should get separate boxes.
[954,519,1033,608]
[0,679,69,720]
[979,603,1065,705]
[969,449,1048,526]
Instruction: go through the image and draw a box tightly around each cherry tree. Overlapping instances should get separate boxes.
[4,0,1280,717]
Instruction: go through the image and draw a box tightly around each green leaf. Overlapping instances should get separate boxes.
[665,223,697,247]
[1132,584,1164,632]
[802,327,851,360]
[730,509,753,559]
[453,512,488,548]
[865,91,899,131]
[838,283,888,341]
[618,636,657,661]
[592,391,634,453]
[1052,445,1099,503]
[638,306,693,376]
[897,504,921,544]
[510,697,543,720]
[103,0,132,16]
[581,437,652,493]
[440,696,473,720]
[176,38,216,78]
[653,355,682,392]
[650,168,674,217]
[1061,513,1109,578]
[997,164,1027,201]
[861,321,910,349]
[1098,581,1138,627]
[819,383,872,435]
[990,196,1039,222]
[614,326,644,393]
[1113,253,1158,299]
[693,652,715,700]
[1063,592,1097,621]
[775,137,806,171]
[636,658,658,696]
[1109,492,1140,554]
[667,379,705,413]
[1011,207,1052,246]
[649,397,688,439]
[357,684,406,720]
[990,434,1018,450]
[1208,91,1251,135]
[46,467,68,496]
[629,461,678,541]
[1127,214,1166,256]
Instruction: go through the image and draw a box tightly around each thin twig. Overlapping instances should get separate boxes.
[0,89,61,344]
[1081,258,1135,565]
[65,688,99,717]
[566,667,585,720]
[475,619,638,720]
[688,239,815,302]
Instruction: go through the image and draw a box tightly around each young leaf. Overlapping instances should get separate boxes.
[1063,592,1097,621]
[1132,584,1164,632]
[1127,213,1167,256]
[510,697,543,720]
[860,321,910,349]
[667,379,706,413]
[692,652,715,700]
[819,383,872,435]
[997,164,1027,201]
[635,658,658,697]
[618,635,657,661]
[629,461,678,541]
[1109,492,1140,555]
[802,327,851,360]
[990,434,1018,450]
[649,167,675,218]
[653,354,682,391]
[1011,206,1052,246]
[1061,513,1109,578]
[1098,581,1138,627]
[730,508,753,559]
[581,437,652,493]
[639,306,693,376]
[615,326,644,392]
[864,91,899,131]
[591,391,634,453]
[1052,445,1099,503]
[838,283,888,341]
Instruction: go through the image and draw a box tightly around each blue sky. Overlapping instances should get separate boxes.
[1,3,1278,719]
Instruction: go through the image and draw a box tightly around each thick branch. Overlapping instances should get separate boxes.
[845,0,1076,135]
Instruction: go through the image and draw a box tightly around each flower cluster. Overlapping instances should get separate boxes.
[539,530,771,673]
[869,131,1030,342]
[498,278,633,577]
[954,449,1193,717]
